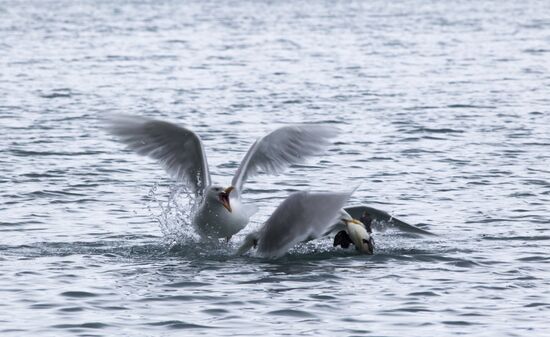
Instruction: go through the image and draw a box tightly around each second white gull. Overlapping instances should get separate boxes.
[236,190,353,259]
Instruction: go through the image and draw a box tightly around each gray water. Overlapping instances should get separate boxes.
[1,0,549,336]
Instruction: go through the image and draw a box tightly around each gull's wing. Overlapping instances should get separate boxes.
[231,125,338,197]
[105,115,211,195]
[257,190,352,258]
[341,205,436,236]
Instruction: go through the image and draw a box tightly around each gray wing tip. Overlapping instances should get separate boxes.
[295,123,340,138]
[102,114,153,133]
[274,123,340,138]
[314,124,341,137]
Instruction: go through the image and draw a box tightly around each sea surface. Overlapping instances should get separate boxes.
[1,0,549,336]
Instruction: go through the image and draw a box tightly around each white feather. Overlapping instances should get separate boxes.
[231,125,338,196]
[253,190,352,258]
[105,115,211,195]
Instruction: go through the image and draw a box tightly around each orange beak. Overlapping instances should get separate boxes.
[219,186,235,213]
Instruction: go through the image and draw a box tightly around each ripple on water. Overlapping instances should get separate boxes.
[201,308,230,316]
[146,321,214,329]
[58,307,85,312]
[51,322,110,329]
[164,281,210,288]
[267,309,318,319]
[60,291,98,298]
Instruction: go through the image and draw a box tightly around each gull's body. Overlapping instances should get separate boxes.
[192,189,254,239]
[236,190,352,259]
[106,115,337,240]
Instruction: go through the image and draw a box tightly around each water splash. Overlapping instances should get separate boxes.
[147,184,249,258]
[148,183,202,248]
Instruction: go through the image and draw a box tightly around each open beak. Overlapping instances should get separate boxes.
[219,186,234,213]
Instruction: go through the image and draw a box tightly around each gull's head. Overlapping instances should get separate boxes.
[236,233,258,256]
[206,185,235,213]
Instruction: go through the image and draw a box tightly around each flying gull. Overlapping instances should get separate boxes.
[106,115,337,241]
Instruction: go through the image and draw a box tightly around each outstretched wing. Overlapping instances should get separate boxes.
[341,205,436,236]
[105,114,211,195]
[257,190,352,258]
[231,125,338,197]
